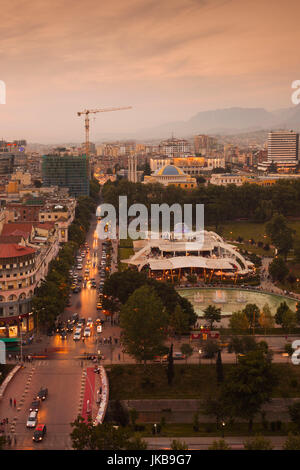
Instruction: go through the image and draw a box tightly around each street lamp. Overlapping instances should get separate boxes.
[198,349,202,365]
[221,421,226,438]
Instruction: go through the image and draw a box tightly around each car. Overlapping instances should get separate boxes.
[27,411,38,428]
[60,330,67,340]
[73,287,80,294]
[73,332,81,341]
[76,257,82,262]
[33,424,47,442]
[66,324,73,333]
[97,325,102,334]
[97,303,102,310]
[76,264,83,269]
[173,352,185,360]
[87,317,93,327]
[78,317,86,325]
[37,388,48,401]
[30,400,40,412]
[83,327,91,337]
[72,313,79,323]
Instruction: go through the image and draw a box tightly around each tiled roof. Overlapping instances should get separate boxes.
[1,223,33,237]
[0,243,36,259]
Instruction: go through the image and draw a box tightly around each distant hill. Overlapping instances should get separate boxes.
[134,105,300,139]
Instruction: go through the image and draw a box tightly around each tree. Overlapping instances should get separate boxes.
[171,439,189,450]
[283,434,300,450]
[129,408,139,428]
[243,436,273,450]
[169,304,189,338]
[208,439,231,450]
[166,344,174,386]
[275,301,290,326]
[203,398,229,428]
[112,400,130,427]
[243,304,260,332]
[259,303,275,334]
[294,239,300,264]
[126,435,148,450]
[288,401,300,430]
[220,349,277,431]
[0,435,6,450]
[70,416,133,450]
[202,339,219,359]
[120,285,169,365]
[229,311,249,331]
[203,305,221,330]
[216,349,224,383]
[227,336,258,361]
[266,214,294,259]
[281,308,297,333]
[269,257,289,282]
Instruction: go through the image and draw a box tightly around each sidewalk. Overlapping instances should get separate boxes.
[145,435,287,450]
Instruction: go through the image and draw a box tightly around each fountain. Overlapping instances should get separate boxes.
[213,290,227,303]
[236,291,247,303]
[193,292,204,303]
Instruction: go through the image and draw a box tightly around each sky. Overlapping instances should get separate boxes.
[0,0,300,143]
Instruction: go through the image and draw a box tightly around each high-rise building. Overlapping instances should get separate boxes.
[42,154,90,198]
[267,131,299,163]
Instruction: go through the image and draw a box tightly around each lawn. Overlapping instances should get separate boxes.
[106,363,300,400]
[207,219,300,258]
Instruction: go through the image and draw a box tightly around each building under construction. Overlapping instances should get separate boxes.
[42,154,90,198]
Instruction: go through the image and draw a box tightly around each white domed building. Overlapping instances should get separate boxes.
[143,164,197,189]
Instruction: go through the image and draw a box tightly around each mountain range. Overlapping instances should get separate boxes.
[131,104,300,139]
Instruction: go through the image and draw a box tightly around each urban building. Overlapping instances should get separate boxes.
[42,154,90,197]
[143,164,197,189]
[267,130,299,163]
[0,221,60,336]
[122,228,254,281]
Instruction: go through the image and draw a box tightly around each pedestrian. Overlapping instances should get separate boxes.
[13,398,16,408]
[9,398,12,407]
[6,418,8,424]
[118,353,121,361]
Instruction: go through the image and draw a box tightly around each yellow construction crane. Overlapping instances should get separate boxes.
[77,106,132,157]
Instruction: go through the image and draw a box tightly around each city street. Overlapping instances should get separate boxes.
[0,213,121,449]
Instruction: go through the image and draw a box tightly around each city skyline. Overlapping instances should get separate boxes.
[0,0,300,142]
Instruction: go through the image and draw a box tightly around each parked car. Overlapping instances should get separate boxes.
[173,352,185,360]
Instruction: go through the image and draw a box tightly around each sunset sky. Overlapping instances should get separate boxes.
[0,0,300,142]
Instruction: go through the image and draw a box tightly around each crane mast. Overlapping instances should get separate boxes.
[77,106,132,158]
